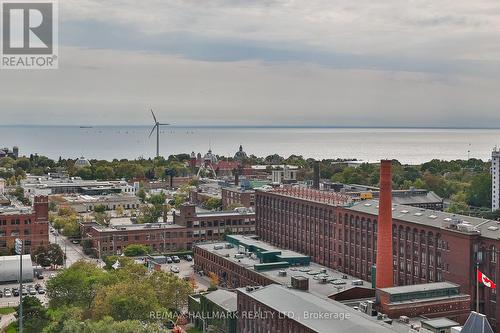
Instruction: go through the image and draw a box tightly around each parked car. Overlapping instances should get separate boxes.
[34,284,42,290]
[170,266,180,273]
[172,256,180,263]
[36,273,44,279]
[12,288,19,297]
[0,290,3,298]
[29,288,37,296]
[22,288,28,296]
[185,255,193,261]
[37,288,46,295]
[71,239,79,244]
[4,290,12,297]
[165,256,173,264]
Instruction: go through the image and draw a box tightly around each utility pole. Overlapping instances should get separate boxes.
[15,238,23,333]
[64,241,67,268]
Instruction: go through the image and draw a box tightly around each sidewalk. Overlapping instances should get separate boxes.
[0,313,16,332]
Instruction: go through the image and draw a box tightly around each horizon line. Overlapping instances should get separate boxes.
[2,124,500,130]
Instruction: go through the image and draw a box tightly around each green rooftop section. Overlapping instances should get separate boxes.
[254,261,290,271]
[379,282,461,303]
[225,234,310,269]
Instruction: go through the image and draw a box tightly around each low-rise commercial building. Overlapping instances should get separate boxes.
[54,194,141,213]
[376,282,470,323]
[21,175,137,197]
[0,254,34,282]
[221,187,255,209]
[81,204,256,256]
[174,204,255,245]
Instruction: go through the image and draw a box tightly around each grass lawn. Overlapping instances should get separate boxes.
[5,322,17,333]
[0,307,15,315]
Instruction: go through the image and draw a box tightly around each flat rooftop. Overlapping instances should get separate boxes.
[91,222,184,233]
[378,282,459,295]
[204,289,237,313]
[348,199,500,240]
[196,236,372,299]
[0,199,32,215]
[62,194,139,203]
[238,284,397,333]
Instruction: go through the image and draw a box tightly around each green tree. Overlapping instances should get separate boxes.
[16,296,50,333]
[46,261,113,309]
[123,244,151,257]
[203,197,222,210]
[95,166,115,180]
[33,244,64,267]
[466,173,492,208]
[93,204,106,213]
[90,281,160,321]
[137,188,146,203]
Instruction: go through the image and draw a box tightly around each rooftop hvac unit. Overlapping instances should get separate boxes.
[278,270,287,277]
[457,223,479,233]
[319,277,328,284]
[213,245,224,250]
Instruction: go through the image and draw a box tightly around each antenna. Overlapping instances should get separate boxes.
[148,109,170,158]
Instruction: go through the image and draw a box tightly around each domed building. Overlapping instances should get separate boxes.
[74,156,91,168]
[203,149,218,164]
[234,145,247,161]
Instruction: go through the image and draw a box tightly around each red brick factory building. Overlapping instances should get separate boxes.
[0,195,49,254]
[256,161,500,330]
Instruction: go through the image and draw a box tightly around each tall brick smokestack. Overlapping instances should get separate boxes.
[376,160,393,289]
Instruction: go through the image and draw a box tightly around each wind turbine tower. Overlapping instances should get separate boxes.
[148,109,170,158]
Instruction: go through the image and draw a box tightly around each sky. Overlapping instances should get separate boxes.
[2,0,500,127]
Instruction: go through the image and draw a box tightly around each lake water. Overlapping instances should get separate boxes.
[0,126,499,164]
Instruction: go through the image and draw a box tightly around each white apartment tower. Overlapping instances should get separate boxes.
[492,147,500,211]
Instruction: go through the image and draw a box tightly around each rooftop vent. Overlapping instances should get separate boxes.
[429,215,438,219]
[414,212,423,216]
[401,210,409,214]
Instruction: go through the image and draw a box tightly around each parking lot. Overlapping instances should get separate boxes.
[0,270,55,308]
[158,257,210,292]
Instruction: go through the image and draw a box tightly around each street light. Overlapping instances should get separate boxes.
[15,238,23,333]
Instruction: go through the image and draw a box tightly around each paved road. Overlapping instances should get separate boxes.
[49,232,90,267]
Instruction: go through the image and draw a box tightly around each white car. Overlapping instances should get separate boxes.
[170,266,180,273]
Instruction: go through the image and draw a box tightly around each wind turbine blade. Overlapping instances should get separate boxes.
[148,124,157,138]
[150,109,157,123]
[159,123,170,126]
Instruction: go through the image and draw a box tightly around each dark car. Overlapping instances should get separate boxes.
[12,289,19,297]
[165,256,173,264]
[185,255,193,261]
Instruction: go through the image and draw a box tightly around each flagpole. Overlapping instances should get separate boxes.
[476,262,479,313]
